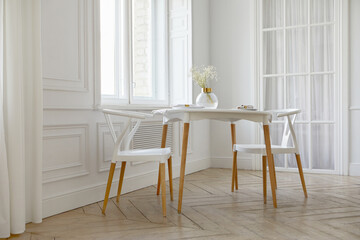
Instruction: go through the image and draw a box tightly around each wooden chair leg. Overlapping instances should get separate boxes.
[168,156,174,201]
[116,162,126,202]
[160,163,166,217]
[295,154,308,198]
[156,164,161,195]
[231,152,237,192]
[234,155,238,190]
[157,124,169,195]
[230,123,238,192]
[102,162,116,214]
[272,154,277,189]
[262,156,267,204]
[263,125,277,208]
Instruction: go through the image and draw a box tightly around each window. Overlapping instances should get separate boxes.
[259,0,339,172]
[100,0,168,105]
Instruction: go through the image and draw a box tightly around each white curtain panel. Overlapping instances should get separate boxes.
[0,0,43,238]
[0,0,10,237]
[263,0,335,170]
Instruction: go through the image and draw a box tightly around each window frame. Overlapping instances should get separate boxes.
[100,0,129,105]
[97,0,170,108]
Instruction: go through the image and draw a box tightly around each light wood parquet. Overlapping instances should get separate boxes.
[9,169,360,240]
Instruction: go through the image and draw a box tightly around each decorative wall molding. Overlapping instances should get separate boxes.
[43,124,90,183]
[43,134,84,172]
[43,157,211,218]
[42,0,89,92]
[97,122,124,172]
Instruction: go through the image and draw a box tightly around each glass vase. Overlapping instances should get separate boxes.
[196,88,218,109]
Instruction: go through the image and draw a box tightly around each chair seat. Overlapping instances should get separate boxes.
[233,144,297,155]
[115,147,171,163]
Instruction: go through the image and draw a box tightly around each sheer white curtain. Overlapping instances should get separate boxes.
[262,0,336,170]
[0,0,43,238]
[0,0,10,237]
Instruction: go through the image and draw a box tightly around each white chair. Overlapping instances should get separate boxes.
[232,109,307,203]
[102,109,173,217]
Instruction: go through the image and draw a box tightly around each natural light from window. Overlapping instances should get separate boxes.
[100,0,115,96]
[132,0,153,99]
[100,0,167,105]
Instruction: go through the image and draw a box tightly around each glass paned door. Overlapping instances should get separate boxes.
[260,0,338,172]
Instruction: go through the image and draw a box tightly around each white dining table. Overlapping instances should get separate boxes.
[152,108,277,213]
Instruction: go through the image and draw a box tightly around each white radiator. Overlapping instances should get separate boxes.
[132,121,173,151]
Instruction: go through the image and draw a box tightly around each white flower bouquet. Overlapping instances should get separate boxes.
[190,65,218,89]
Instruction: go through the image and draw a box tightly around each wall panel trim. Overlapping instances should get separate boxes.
[43,124,90,183]
[43,157,211,218]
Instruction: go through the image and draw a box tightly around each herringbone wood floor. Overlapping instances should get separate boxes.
[11,169,360,239]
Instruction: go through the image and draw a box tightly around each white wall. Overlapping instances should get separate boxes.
[349,0,360,176]
[41,0,211,218]
[192,0,210,99]
[191,0,211,165]
[209,0,257,169]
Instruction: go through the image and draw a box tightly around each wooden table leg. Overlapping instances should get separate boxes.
[178,122,190,213]
[231,123,238,192]
[168,156,174,201]
[160,163,167,217]
[262,155,267,204]
[157,124,168,195]
[263,125,277,208]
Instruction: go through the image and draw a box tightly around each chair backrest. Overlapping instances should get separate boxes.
[102,109,153,161]
[267,109,301,151]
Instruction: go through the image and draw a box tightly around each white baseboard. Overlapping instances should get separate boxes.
[210,157,253,170]
[349,163,360,176]
[43,158,211,218]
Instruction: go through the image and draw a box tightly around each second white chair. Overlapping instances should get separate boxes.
[102,109,173,217]
[232,109,308,203]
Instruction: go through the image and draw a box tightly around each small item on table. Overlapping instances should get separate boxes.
[172,104,204,109]
[237,105,255,110]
